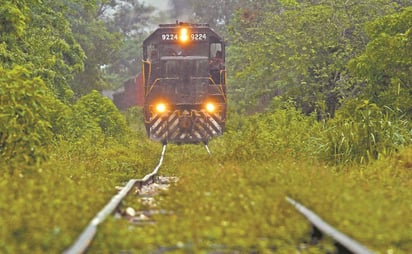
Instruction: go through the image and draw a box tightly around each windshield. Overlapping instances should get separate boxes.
[162,57,209,78]
[160,43,209,57]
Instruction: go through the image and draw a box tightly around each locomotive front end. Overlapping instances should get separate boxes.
[142,22,227,144]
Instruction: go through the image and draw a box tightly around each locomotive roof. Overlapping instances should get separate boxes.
[158,22,210,28]
[143,22,223,45]
[160,56,209,60]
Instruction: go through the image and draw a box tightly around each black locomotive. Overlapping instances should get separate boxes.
[142,22,227,144]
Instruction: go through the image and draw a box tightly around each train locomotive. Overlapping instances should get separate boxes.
[142,22,227,144]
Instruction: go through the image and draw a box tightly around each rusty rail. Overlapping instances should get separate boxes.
[286,196,375,254]
[63,144,167,254]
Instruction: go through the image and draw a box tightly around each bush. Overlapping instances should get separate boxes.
[124,106,146,136]
[215,101,324,161]
[66,90,128,141]
[215,98,411,165]
[0,66,61,167]
[324,100,412,164]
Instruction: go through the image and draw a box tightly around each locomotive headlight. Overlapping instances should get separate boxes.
[180,28,189,42]
[155,103,167,113]
[205,102,216,113]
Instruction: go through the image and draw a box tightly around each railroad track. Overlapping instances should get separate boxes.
[63,144,167,254]
[63,143,375,254]
[286,197,375,254]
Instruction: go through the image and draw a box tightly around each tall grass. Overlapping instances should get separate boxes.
[324,100,411,164]
[215,99,411,165]
[215,104,324,161]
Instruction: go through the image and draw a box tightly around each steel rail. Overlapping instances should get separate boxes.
[204,145,211,155]
[63,144,167,254]
[286,196,375,254]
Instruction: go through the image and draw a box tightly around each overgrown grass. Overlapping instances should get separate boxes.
[323,100,412,164]
[0,132,160,253]
[1,101,411,253]
[90,145,412,253]
[218,100,411,165]
[88,104,411,253]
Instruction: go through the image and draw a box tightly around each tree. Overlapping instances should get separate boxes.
[349,7,412,117]
[68,90,128,139]
[169,0,261,36]
[104,0,156,86]
[0,66,66,166]
[52,0,123,96]
[226,0,405,115]
[0,0,85,101]
[63,0,157,94]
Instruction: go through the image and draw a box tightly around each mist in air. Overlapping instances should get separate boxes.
[142,0,195,24]
[141,0,169,11]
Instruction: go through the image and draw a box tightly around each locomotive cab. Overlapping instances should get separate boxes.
[142,22,227,144]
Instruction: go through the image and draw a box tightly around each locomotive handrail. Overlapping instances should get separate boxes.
[191,76,224,95]
[142,60,152,95]
[147,77,226,101]
[147,77,179,95]
[221,69,227,89]
[160,55,209,60]
[219,69,227,103]
[208,78,227,103]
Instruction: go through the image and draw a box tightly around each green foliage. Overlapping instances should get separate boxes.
[0,1,411,253]
[227,0,403,114]
[219,100,411,166]
[0,0,154,98]
[349,7,412,116]
[215,100,325,161]
[124,106,147,136]
[324,100,411,164]
[68,13,122,94]
[0,91,411,253]
[0,1,85,101]
[65,0,156,94]
[90,145,412,253]
[0,135,160,253]
[0,2,27,37]
[67,90,128,140]
[105,0,155,87]
[0,66,62,166]
[170,0,264,36]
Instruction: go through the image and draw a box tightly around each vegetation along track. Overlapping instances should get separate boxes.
[64,143,378,254]
[286,197,375,254]
[63,145,167,254]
